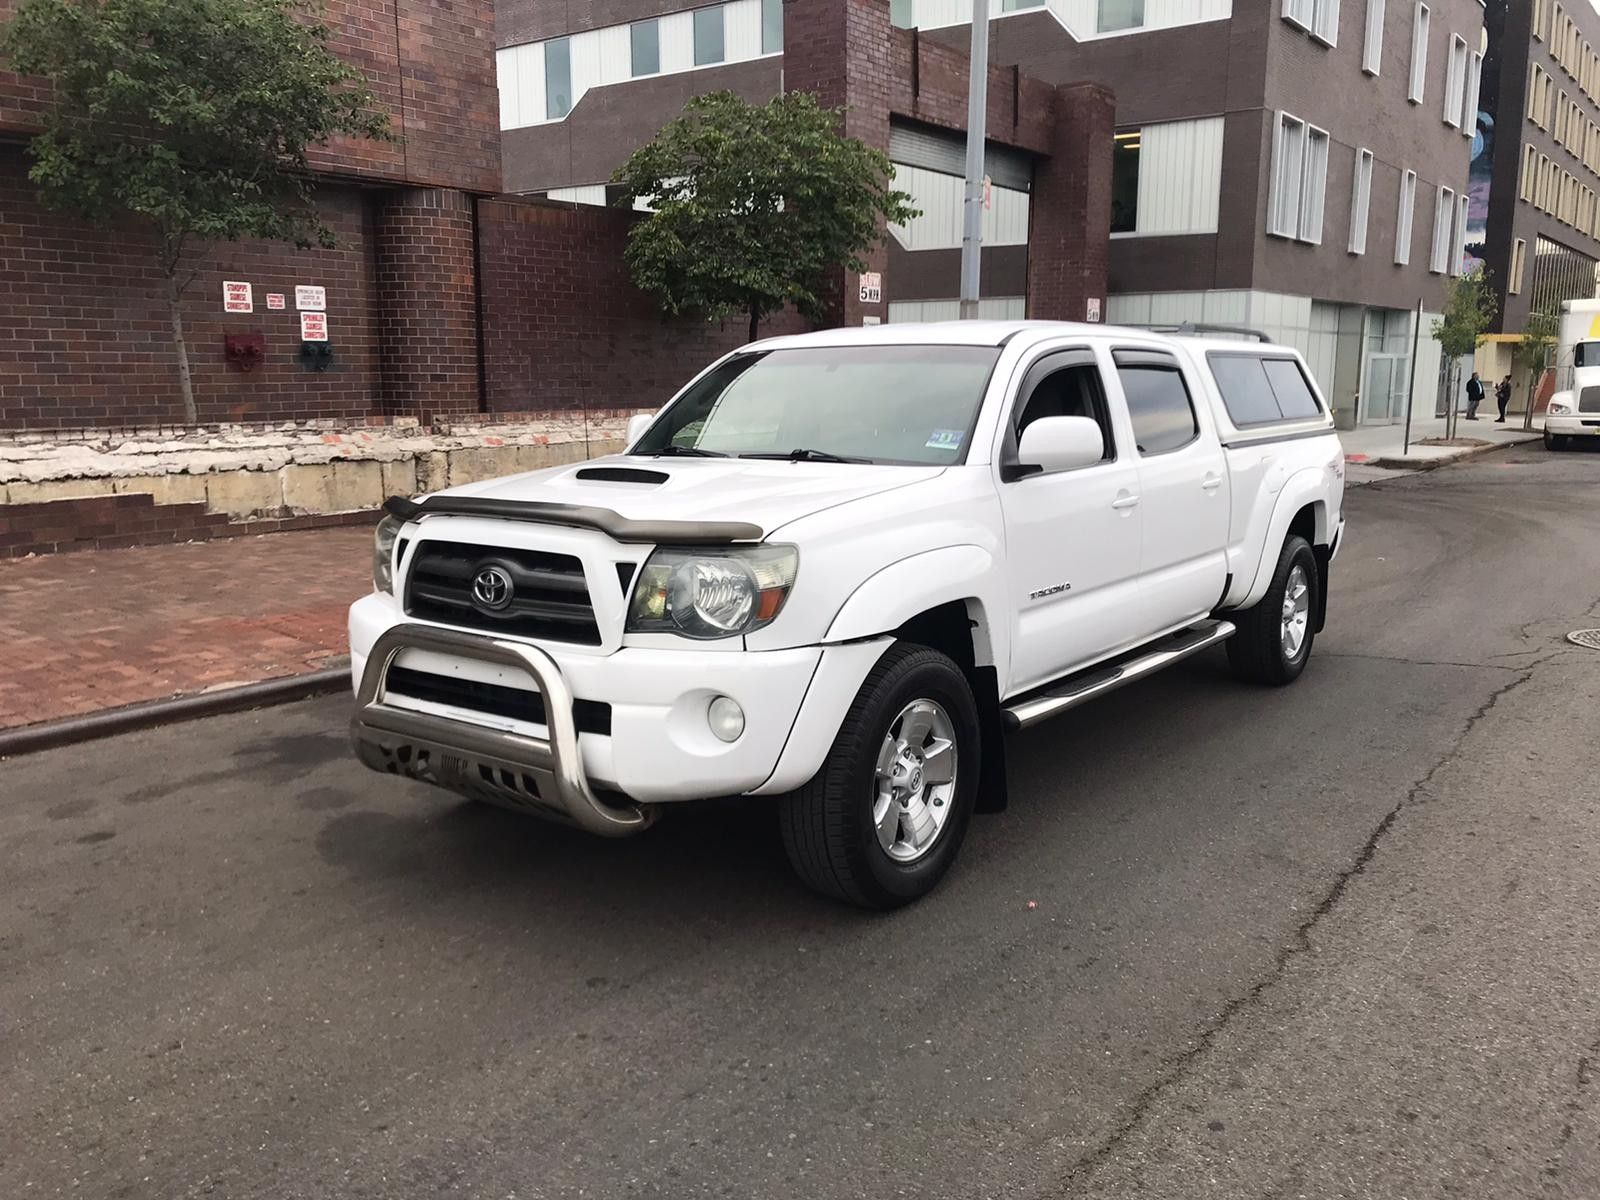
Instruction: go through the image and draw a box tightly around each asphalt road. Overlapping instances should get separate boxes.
[4,443,1599,1200]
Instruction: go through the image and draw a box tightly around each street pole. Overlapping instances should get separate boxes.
[958,0,990,320]
[1403,296,1421,455]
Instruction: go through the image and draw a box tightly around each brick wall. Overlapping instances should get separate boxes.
[478,197,808,413]
[0,0,500,193]
[374,188,482,419]
[1029,82,1114,323]
[0,144,382,430]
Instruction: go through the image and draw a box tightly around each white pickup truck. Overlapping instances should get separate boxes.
[349,321,1346,908]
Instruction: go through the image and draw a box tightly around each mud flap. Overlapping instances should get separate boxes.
[973,665,1009,813]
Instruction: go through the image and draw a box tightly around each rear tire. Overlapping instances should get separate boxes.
[1226,535,1319,686]
[779,644,980,909]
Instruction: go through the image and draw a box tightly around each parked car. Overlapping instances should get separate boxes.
[348,321,1346,908]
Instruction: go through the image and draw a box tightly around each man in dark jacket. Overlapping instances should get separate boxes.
[1465,371,1484,421]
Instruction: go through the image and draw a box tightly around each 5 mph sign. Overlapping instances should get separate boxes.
[858,272,882,305]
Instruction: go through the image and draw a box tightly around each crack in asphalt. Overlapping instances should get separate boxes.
[1547,1031,1600,1183]
[1049,658,1552,1197]
[1319,651,1524,672]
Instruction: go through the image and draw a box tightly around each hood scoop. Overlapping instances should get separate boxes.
[573,466,669,486]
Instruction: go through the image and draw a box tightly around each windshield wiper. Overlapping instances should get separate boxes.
[740,448,871,464]
[646,444,729,458]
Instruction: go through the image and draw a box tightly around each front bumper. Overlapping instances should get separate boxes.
[352,623,649,836]
[348,594,888,820]
[1544,414,1600,436]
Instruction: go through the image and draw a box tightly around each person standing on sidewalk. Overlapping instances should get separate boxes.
[1465,371,1484,421]
[1496,375,1512,423]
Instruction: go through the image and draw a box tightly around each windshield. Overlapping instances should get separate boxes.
[631,344,1002,466]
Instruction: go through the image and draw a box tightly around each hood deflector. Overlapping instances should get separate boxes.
[383,495,764,545]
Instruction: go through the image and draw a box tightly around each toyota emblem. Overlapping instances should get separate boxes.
[471,564,515,611]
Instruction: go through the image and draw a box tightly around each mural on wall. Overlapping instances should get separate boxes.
[1464,19,1495,273]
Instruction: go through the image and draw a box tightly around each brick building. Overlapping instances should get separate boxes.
[497,0,1487,430]
[0,0,501,430]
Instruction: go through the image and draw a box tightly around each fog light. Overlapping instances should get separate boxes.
[707,695,745,743]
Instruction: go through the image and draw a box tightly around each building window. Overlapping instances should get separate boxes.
[1529,65,1546,128]
[761,0,783,53]
[1451,192,1469,275]
[1522,143,1538,200]
[545,37,572,120]
[631,20,660,77]
[1510,238,1528,293]
[1534,0,1548,40]
[1097,0,1143,31]
[1111,131,1140,232]
[1269,112,1329,243]
[1429,185,1455,273]
[1408,3,1429,103]
[1349,147,1374,254]
[1396,168,1417,264]
[693,6,725,66]
[1363,0,1385,74]
[1283,0,1339,43]
[1444,34,1467,127]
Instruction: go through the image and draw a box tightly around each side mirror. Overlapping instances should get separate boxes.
[1015,416,1105,475]
[625,412,655,449]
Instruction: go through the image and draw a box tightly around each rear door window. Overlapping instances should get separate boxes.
[1208,353,1324,426]
[1113,350,1199,455]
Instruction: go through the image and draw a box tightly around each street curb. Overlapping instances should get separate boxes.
[0,666,351,759]
[1367,435,1539,472]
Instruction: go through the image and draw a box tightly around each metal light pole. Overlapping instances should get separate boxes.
[958,0,990,320]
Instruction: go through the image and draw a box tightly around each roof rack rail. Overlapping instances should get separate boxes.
[1151,322,1274,343]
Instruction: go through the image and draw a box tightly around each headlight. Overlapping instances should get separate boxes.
[372,515,403,594]
[626,545,798,639]
[1549,399,1573,414]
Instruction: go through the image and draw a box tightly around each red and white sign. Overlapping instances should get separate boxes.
[295,285,326,311]
[223,280,253,314]
[982,174,992,211]
[858,272,883,305]
[265,293,286,310]
[1086,296,1102,324]
[299,312,328,342]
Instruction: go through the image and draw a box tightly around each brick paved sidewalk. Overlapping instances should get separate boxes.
[0,526,373,730]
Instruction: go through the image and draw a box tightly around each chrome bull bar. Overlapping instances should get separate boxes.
[350,623,651,837]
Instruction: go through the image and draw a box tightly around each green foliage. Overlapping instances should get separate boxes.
[1430,266,1495,359]
[612,90,917,339]
[1,0,389,273]
[1515,301,1559,370]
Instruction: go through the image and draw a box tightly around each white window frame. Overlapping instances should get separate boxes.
[1463,48,1481,136]
[1283,0,1338,44]
[1268,112,1329,243]
[1509,238,1527,294]
[1451,192,1469,276]
[1396,169,1417,264]
[1349,147,1374,254]
[1269,112,1309,239]
[1363,0,1385,74]
[1409,3,1430,104]
[1521,143,1538,200]
[1443,34,1467,128]
[1282,0,1314,31]
[1429,184,1455,274]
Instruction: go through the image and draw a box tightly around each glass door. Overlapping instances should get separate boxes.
[1362,353,1401,424]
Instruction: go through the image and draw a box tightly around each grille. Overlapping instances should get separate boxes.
[1580,387,1600,414]
[405,540,600,645]
[386,666,612,735]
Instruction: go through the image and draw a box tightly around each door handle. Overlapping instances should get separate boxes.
[1111,493,1140,510]
[1201,474,1223,491]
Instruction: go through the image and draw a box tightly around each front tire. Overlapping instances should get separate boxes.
[1545,430,1568,450]
[780,644,980,909]
[1226,534,1319,686]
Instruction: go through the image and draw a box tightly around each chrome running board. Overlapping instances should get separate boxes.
[1001,619,1236,731]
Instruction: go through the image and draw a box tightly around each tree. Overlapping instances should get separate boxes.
[612,90,917,343]
[1430,266,1495,438]
[1514,301,1559,431]
[1,0,389,422]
